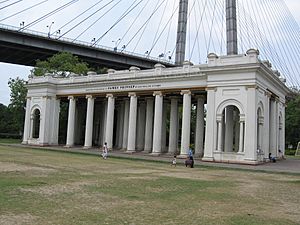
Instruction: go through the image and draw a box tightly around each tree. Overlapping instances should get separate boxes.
[285,89,300,149]
[31,52,90,77]
[7,77,27,134]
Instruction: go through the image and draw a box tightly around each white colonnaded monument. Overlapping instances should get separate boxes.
[22,49,289,164]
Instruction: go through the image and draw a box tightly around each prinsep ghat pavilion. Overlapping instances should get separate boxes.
[22,49,290,164]
[21,1,290,164]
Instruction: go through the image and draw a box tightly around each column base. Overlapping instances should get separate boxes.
[21,141,28,145]
[151,152,161,156]
[83,146,92,149]
[126,150,136,154]
[202,157,214,162]
[177,154,188,159]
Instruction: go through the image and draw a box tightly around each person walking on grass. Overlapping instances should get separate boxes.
[102,142,108,159]
[171,155,177,167]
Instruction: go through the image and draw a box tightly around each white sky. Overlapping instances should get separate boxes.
[0,0,299,106]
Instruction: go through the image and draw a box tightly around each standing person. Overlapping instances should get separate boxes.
[102,142,108,159]
[171,155,177,167]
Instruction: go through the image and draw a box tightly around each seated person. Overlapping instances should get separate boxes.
[269,153,276,163]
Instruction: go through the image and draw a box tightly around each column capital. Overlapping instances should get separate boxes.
[68,96,75,100]
[245,85,258,90]
[153,91,163,96]
[26,96,32,100]
[128,92,137,97]
[195,95,206,100]
[205,87,216,92]
[86,95,94,99]
[265,91,272,98]
[106,93,114,98]
[180,90,191,95]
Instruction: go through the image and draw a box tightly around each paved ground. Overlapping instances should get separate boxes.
[3,144,300,174]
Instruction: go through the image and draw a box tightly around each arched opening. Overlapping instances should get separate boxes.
[32,109,40,139]
[222,105,240,152]
[257,107,264,151]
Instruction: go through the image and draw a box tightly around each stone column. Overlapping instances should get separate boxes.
[168,97,178,154]
[180,90,191,156]
[217,119,223,152]
[127,93,138,152]
[122,99,130,149]
[66,96,76,147]
[238,121,244,152]
[194,96,205,157]
[143,97,154,153]
[84,95,95,148]
[136,101,146,150]
[161,100,168,153]
[152,91,163,155]
[22,97,31,144]
[269,99,277,156]
[224,106,234,152]
[105,94,115,150]
[117,103,124,149]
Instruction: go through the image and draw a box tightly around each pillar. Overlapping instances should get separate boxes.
[105,94,115,149]
[217,119,223,151]
[22,97,31,144]
[180,90,191,156]
[66,96,76,147]
[152,91,163,155]
[168,97,179,154]
[224,106,234,152]
[161,101,168,153]
[194,96,205,157]
[143,97,154,153]
[84,95,95,148]
[122,99,130,149]
[136,101,146,150]
[127,93,138,152]
[238,120,244,152]
[226,0,238,55]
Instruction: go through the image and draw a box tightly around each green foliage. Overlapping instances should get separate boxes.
[285,90,300,148]
[31,52,90,77]
[3,78,28,134]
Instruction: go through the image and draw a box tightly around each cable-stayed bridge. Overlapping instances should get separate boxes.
[0,0,299,87]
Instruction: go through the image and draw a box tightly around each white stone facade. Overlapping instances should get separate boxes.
[23,50,289,164]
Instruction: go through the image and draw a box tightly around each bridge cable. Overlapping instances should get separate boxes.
[147,2,180,57]
[118,0,151,50]
[0,0,11,5]
[93,0,143,46]
[51,0,105,36]
[19,0,79,31]
[189,0,208,62]
[0,0,22,11]
[163,0,177,60]
[0,0,49,23]
[70,0,120,41]
[132,0,163,53]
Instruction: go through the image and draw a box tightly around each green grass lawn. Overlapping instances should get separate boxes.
[0,138,22,144]
[0,145,299,225]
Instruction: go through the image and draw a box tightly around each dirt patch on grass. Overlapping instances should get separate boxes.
[0,162,56,174]
[20,181,96,196]
[0,213,37,225]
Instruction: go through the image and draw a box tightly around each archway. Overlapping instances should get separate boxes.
[32,108,40,139]
[222,105,240,152]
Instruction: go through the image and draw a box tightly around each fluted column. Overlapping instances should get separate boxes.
[194,96,205,157]
[238,120,244,152]
[152,91,163,155]
[66,96,76,147]
[224,106,234,152]
[117,103,124,149]
[168,97,178,154]
[122,99,130,149]
[22,97,31,144]
[105,94,115,150]
[84,95,95,148]
[136,101,146,150]
[161,100,168,153]
[143,97,154,152]
[217,119,223,151]
[127,93,138,152]
[180,90,191,156]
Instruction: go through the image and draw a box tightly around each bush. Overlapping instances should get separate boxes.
[285,149,296,155]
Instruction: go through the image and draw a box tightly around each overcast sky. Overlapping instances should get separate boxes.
[0,0,299,106]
